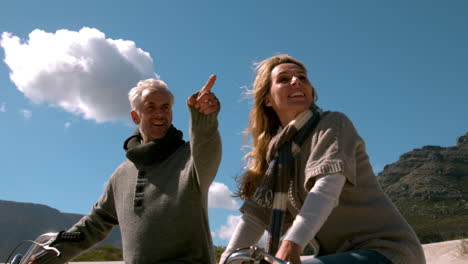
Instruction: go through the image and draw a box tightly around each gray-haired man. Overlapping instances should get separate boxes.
[33,75,222,264]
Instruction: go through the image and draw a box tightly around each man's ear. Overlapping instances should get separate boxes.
[130,110,140,125]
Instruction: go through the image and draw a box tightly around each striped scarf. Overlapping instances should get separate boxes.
[253,104,321,254]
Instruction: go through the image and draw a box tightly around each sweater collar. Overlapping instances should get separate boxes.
[123,125,186,168]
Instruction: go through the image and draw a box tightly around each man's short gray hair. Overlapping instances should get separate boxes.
[128,78,175,111]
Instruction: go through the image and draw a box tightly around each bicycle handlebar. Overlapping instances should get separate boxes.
[224,246,293,264]
[7,231,85,264]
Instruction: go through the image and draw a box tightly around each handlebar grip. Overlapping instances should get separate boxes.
[55,231,85,243]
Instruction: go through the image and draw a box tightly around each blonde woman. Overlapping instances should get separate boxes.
[220,55,425,264]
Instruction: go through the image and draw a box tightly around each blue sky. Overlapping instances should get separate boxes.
[1,0,467,247]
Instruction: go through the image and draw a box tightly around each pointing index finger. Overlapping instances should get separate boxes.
[200,74,216,94]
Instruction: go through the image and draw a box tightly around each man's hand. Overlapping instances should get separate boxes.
[275,240,302,264]
[187,74,220,115]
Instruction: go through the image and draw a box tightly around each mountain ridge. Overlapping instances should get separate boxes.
[377,132,468,242]
[0,199,121,259]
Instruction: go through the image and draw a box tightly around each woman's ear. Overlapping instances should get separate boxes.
[264,95,272,107]
[130,110,140,125]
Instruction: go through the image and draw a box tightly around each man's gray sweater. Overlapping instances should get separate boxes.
[36,107,221,264]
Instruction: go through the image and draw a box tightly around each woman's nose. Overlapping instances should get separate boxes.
[291,76,302,86]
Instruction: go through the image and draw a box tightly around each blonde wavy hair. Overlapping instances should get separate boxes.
[237,54,317,199]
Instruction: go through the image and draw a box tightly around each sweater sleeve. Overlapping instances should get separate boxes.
[34,179,118,264]
[219,213,267,264]
[304,112,362,189]
[283,173,345,249]
[188,105,222,194]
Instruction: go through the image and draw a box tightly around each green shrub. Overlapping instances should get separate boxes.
[72,244,123,261]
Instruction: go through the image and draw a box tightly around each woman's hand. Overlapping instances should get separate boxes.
[187,74,220,114]
[275,240,302,264]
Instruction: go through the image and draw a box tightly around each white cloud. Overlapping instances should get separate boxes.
[64,122,71,129]
[0,27,157,123]
[0,103,5,112]
[216,215,269,246]
[20,109,32,119]
[216,214,270,246]
[208,182,240,210]
[218,214,241,241]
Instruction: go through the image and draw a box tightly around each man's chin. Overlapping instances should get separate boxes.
[152,128,168,140]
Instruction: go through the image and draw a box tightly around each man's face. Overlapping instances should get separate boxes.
[131,89,173,142]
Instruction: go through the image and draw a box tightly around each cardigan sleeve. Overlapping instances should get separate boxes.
[240,198,271,226]
[304,112,362,190]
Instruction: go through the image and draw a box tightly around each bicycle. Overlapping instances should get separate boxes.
[4,231,84,264]
[223,246,316,264]
[6,232,315,264]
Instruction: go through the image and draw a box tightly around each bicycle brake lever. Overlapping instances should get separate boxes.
[41,244,60,256]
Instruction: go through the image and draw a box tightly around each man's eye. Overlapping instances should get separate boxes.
[277,77,289,83]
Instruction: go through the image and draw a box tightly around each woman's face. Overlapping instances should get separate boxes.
[265,63,314,126]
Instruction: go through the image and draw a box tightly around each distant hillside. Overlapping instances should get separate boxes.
[378,132,468,243]
[0,200,121,259]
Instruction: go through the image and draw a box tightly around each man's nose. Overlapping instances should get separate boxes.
[153,108,166,116]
